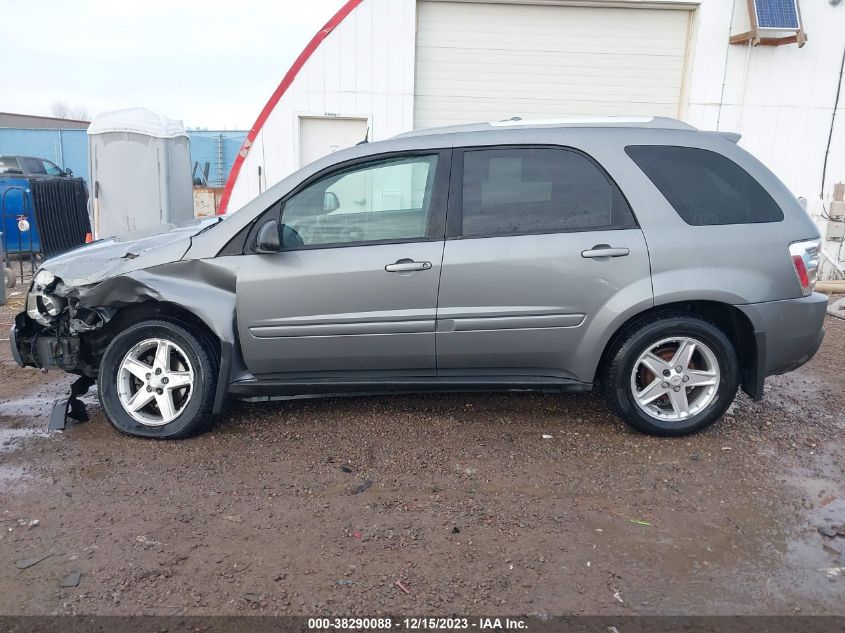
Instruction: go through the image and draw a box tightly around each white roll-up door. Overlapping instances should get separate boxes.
[414,1,693,129]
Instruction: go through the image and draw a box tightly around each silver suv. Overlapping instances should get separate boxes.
[10,117,826,439]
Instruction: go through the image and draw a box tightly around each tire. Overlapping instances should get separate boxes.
[600,313,739,437]
[98,319,218,439]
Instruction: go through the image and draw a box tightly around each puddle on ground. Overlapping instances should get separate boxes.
[0,393,65,419]
[0,426,45,452]
[769,453,845,608]
[0,382,99,424]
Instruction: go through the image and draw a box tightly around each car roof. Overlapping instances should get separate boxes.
[0,155,49,161]
[393,116,696,139]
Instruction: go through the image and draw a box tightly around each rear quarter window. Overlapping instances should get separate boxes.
[625,145,784,226]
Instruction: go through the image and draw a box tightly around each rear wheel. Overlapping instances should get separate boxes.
[98,320,217,439]
[601,314,739,436]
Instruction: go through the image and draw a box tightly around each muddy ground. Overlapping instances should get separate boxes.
[1,291,844,616]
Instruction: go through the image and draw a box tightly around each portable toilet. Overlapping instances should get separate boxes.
[87,108,193,239]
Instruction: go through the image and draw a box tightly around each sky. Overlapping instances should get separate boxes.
[2,0,348,130]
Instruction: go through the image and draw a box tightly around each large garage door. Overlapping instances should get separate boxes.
[414,1,692,129]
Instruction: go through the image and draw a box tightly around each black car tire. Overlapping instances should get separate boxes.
[98,319,218,439]
[601,313,739,436]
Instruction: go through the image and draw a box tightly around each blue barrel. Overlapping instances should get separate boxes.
[0,230,5,306]
[0,175,42,255]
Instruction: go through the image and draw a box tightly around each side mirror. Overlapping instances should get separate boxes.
[254,219,281,253]
[323,191,340,212]
[64,168,74,177]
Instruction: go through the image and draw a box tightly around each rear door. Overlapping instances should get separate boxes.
[237,151,451,376]
[436,145,653,382]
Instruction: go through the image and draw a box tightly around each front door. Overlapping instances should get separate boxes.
[237,151,450,376]
[436,146,653,381]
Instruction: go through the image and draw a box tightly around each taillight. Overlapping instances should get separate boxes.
[789,239,820,296]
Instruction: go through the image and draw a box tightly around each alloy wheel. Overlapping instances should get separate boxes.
[116,338,195,426]
[629,336,720,421]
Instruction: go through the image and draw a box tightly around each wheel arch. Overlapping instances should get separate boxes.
[81,298,236,416]
[595,300,759,398]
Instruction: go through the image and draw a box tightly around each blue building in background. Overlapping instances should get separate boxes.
[0,126,247,191]
[186,130,247,188]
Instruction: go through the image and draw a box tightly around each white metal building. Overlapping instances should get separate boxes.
[221,0,845,272]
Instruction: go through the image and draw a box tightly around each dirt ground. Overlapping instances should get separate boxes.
[1,292,844,616]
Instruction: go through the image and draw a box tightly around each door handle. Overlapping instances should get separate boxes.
[581,245,630,259]
[385,259,433,273]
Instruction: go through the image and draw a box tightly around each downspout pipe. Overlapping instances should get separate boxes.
[820,46,845,199]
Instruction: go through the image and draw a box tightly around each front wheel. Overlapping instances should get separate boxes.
[601,314,739,436]
[98,320,218,439]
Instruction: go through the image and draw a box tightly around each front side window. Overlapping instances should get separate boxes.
[280,155,438,248]
[625,145,784,225]
[460,147,636,238]
[42,160,64,176]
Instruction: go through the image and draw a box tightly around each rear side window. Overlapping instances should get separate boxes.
[19,157,47,175]
[0,156,20,172]
[625,145,784,225]
[460,147,636,238]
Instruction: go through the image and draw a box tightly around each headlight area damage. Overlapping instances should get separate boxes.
[13,260,239,430]
[16,269,111,375]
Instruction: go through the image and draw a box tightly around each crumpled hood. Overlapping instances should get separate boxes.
[42,217,221,287]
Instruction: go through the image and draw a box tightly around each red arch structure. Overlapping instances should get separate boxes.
[219,0,365,214]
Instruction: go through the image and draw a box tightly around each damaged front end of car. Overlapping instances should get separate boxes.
[12,269,110,428]
[10,216,235,429]
[13,269,110,376]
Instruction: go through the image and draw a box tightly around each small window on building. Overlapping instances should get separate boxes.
[460,147,636,238]
[625,145,784,226]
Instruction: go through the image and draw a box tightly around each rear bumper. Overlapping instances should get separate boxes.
[738,293,827,398]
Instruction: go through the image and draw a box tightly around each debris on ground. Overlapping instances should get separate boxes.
[221,515,244,523]
[340,465,353,474]
[335,579,353,587]
[451,527,461,534]
[820,496,837,508]
[395,580,410,594]
[60,572,81,588]
[15,553,54,569]
[354,480,373,495]
[135,535,163,547]
[542,434,553,439]
[818,525,845,538]
[826,298,845,320]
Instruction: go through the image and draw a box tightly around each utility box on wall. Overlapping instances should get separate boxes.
[87,108,193,239]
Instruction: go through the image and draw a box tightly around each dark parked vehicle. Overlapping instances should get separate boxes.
[0,155,75,178]
[10,117,825,439]
[0,155,90,262]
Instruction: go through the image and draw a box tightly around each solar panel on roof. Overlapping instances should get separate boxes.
[754,0,801,30]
